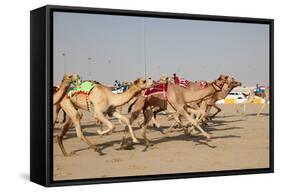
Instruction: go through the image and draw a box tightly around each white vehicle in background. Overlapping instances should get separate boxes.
[226,92,247,103]
[216,91,247,104]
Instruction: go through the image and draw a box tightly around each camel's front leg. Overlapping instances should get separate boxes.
[209,104,221,119]
[174,105,211,139]
[53,104,61,125]
[95,111,115,135]
[257,102,267,117]
[164,112,182,134]
[141,108,154,147]
[61,99,102,156]
[112,111,139,144]
[56,116,73,156]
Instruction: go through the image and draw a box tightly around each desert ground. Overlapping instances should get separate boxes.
[53,104,270,181]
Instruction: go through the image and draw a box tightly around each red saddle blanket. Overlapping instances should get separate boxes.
[177,79,207,89]
[178,78,190,88]
[143,83,168,97]
[199,81,207,89]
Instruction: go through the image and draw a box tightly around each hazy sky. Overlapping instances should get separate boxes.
[53,12,269,86]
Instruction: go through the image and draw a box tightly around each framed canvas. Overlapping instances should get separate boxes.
[30,5,274,187]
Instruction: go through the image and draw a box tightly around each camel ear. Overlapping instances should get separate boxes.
[133,78,140,84]
[218,74,224,79]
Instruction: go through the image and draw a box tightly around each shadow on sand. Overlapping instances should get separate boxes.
[65,125,241,155]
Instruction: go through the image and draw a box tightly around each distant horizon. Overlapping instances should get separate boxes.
[53,12,270,87]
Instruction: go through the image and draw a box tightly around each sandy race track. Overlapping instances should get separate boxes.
[53,104,270,181]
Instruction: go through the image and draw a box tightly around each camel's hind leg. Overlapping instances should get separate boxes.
[61,99,101,155]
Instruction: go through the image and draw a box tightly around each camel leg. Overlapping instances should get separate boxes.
[59,110,66,124]
[209,104,221,119]
[129,106,143,127]
[61,99,101,155]
[53,104,61,125]
[257,103,267,117]
[141,108,154,147]
[186,108,201,123]
[112,111,139,143]
[151,114,160,128]
[56,116,73,157]
[137,116,144,127]
[95,111,115,136]
[172,104,210,139]
[164,120,178,134]
[165,111,186,134]
[238,99,252,116]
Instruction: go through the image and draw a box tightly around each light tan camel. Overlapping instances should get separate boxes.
[238,89,269,116]
[57,77,153,156]
[128,77,226,146]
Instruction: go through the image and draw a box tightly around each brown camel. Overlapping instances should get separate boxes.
[128,76,226,146]
[203,76,242,119]
[57,77,153,156]
[238,88,269,116]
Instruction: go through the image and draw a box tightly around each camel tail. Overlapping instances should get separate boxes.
[128,99,137,113]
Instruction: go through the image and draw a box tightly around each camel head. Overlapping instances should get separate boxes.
[133,77,154,90]
[226,76,242,88]
[218,74,229,82]
[62,73,81,86]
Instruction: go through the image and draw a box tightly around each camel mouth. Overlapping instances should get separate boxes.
[232,81,242,87]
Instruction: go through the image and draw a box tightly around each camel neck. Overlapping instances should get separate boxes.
[110,85,141,107]
[53,81,70,104]
[183,84,217,103]
[217,85,234,99]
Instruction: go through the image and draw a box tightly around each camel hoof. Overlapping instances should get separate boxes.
[97,129,110,136]
[205,134,212,140]
[148,143,154,147]
[190,130,200,136]
[91,146,105,155]
[97,129,103,135]
[64,151,77,157]
[132,139,140,144]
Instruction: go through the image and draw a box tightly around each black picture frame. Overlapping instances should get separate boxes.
[30,5,274,187]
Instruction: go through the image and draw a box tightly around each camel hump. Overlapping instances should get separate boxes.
[67,81,96,97]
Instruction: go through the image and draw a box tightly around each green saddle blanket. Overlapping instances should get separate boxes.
[67,81,96,97]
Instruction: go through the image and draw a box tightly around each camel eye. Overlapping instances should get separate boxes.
[143,80,146,83]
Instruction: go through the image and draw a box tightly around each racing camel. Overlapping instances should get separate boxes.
[128,76,226,147]
[57,77,153,156]
[161,76,242,134]
[238,88,269,116]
